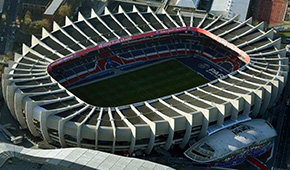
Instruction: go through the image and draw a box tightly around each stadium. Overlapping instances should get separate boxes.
[2,5,288,158]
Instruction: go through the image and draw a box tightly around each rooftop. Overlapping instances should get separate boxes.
[44,0,64,15]
[185,119,277,163]
[0,143,173,170]
[175,0,200,8]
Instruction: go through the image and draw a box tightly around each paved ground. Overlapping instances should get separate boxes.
[272,56,290,169]
[0,101,34,148]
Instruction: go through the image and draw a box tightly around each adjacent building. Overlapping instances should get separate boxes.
[175,0,200,8]
[253,0,288,26]
[209,0,251,22]
[22,0,51,14]
[43,0,65,23]
[22,0,65,24]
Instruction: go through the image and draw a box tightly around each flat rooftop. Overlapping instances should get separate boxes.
[44,0,64,15]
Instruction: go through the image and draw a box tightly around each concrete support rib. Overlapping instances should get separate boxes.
[203,15,222,30]
[147,6,168,29]
[2,74,49,103]
[13,89,28,128]
[158,99,193,149]
[213,80,261,117]
[249,48,286,57]
[91,8,120,39]
[95,108,103,150]
[145,101,174,150]
[196,87,239,121]
[177,11,186,27]
[190,13,194,27]
[42,28,76,54]
[31,35,64,59]
[229,74,272,114]
[209,15,239,32]
[59,105,89,147]
[227,76,271,115]
[65,16,97,46]
[5,78,53,122]
[132,5,156,31]
[107,108,116,153]
[246,38,281,54]
[197,13,208,28]
[218,17,252,37]
[161,9,180,27]
[130,104,156,154]
[250,62,284,76]
[185,91,226,126]
[115,108,136,154]
[104,7,132,36]
[227,22,264,42]
[237,70,279,108]
[78,12,109,42]
[22,44,54,63]
[14,53,49,65]
[40,103,84,143]
[14,88,64,129]
[171,95,209,139]
[25,89,66,136]
[248,65,285,102]
[76,107,96,146]
[53,21,86,50]
[8,67,46,73]
[15,62,47,69]
[25,101,40,136]
[237,29,274,48]
[118,6,143,34]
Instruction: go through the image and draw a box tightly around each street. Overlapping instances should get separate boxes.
[0,0,18,54]
[272,59,290,169]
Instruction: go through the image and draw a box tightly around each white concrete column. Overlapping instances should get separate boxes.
[115,108,136,154]
[130,105,156,154]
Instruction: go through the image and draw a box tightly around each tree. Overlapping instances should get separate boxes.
[3,52,13,63]
[58,3,72,18]
[54,3,72,26]
[1,14,6,21]
[24,11,32,26]
[30,19,51,35]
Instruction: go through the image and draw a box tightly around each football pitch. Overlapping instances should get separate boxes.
[71,59,209,107]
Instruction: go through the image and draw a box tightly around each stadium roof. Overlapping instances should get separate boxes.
[0,143,173,169]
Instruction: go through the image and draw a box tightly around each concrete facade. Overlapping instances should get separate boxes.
[253,0,288,26]
[210,0,251,22]
[1,6,288,155]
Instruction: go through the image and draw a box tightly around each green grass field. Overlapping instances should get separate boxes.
[71,60,209,107]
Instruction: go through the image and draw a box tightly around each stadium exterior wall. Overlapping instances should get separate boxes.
[1,6,288,154]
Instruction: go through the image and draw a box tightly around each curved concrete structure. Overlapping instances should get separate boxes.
[184,119,276,165]
[0,143,172,170]
[2,6,288,154]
